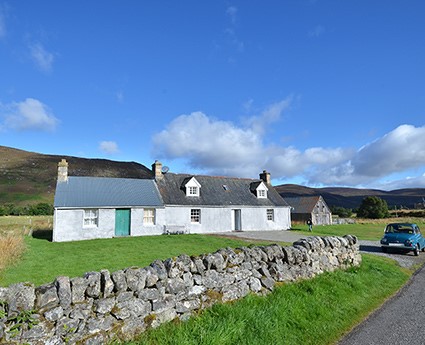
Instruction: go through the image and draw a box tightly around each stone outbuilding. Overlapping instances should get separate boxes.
[285,195,332,225]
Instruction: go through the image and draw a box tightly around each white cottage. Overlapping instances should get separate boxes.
[53,159,291,242]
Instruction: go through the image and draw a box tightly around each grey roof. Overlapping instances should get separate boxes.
[285,196,324,213]
[156,173,290,207]
[54,176,163,208]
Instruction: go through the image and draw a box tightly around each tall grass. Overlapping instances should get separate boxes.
[0,233,26,271]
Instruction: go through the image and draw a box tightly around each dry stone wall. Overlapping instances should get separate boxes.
[0,235,361,344]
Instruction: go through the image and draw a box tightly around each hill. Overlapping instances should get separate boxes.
[0,146,153,205]
[276,184,425,210]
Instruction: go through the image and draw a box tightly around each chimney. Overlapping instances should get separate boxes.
[58,159,68,183]
[152,160,163,180]
[259,170,271,185]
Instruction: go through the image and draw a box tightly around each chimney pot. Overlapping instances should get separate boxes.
[152,160,163,180]
[259,170,271,185]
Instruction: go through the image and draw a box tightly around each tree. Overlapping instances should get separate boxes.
[330,206,353,218]
[357,196,390,219]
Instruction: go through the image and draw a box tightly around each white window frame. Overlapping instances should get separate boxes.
[267,209,274,221]
[143,208,155,225]
[83,209,98,228]
[188,186,199,196]
[258,190,266,198]
[191,209,201,223]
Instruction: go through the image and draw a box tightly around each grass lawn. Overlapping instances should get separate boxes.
[118,254,411,345]
[0,233,277,287]
[290,218,425,241]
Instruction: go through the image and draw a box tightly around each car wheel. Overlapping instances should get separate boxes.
[381,247,387,253]
[414,244,420,256]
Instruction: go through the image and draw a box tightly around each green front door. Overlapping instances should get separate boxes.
[115,209,131,236]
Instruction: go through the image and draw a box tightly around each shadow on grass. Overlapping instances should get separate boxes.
[32,229,53,242]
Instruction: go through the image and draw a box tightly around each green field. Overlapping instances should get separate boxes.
[291,218,425,240]
[0,231,274,287]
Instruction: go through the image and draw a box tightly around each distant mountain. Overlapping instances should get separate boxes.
[275,184,425,210]
[0,146,153,205]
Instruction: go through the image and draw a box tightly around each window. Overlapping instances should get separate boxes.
[258,189,266,198]
[188,186,198,196]
[143,208,155,225]
[83,209,98,227]
[191,209,201,223]
[267,209,274,221]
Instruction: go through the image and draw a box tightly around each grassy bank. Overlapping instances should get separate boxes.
[117,254,411,345]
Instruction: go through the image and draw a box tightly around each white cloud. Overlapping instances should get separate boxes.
[309,25,325,37]
[226,6,238,24]
[152,98,425,189]
[99,141,119,154]
[1,98,59,131]
[30,42,54,72]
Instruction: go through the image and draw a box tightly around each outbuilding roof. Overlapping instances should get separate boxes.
[54,176,163,208]
[156,173,289,207]
[284,196,323,213]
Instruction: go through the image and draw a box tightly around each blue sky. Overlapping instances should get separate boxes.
[1,1,425,190]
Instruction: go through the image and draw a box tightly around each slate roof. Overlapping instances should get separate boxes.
[54,176,163,208]
[156,173,290,207]
[284,196,322,213]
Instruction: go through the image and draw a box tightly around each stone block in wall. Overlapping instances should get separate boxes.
[55,276,72,309]
[85,272,102,298]
[192,257,206,275]
[5,283,35,316]
[93,297,115,315]
[165,277,186,295]
[100,270,114,298]
[136,288,160,301]
[260,277,275,290]
[248,277,262,292]
[145,267,159,287]
[175,298,201,313]
[111,270,127,292]
[35,283,59,311]
[69,299,92,320]
[70,276,89,304]
[150,260,168,281]
[44,305,64,322]
[152,295,176,313]
[86,315,115,335]
[125,267,147,292]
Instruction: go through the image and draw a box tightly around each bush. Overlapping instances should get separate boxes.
[330,206,353,218]
[357,196,390,219]
[0,203,54,216]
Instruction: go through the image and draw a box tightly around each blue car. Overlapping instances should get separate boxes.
[380,223,425,256]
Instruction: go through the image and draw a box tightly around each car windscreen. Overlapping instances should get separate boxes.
[385,225,414,234]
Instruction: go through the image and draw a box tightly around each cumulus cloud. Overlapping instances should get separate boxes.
[0,98,59,131]
[99,141,120,154]
[152,97,425,188]
[30,42,55,72]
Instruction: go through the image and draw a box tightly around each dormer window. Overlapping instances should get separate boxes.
[250,181,268,199]
[184,177,201,197]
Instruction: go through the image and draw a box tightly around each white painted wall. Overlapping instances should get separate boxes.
[53,205,291,242]
[164,206,291,234]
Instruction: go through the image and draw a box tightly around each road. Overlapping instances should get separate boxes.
[220,230,425,345]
